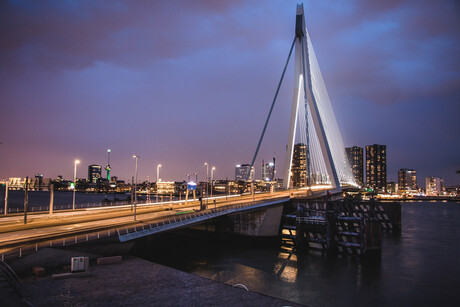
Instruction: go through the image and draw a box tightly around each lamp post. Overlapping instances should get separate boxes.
[133,155,139,220]
[204,162,209,204]
[72,160,80,210]
[211,166,215,199]
[156,164,162,203]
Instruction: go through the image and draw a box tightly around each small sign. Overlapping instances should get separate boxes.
[187,181,197,190]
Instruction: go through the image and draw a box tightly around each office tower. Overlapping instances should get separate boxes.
[235,164,251,181]
[345,146,363,186]
[262,158,275,181]
[291,143,307,187]
[88,165,102,184]
[366,144,387,192]
[425,177,443,196]
[398,169,417,193]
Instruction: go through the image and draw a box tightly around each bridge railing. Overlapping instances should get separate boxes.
[0,200,133,214]
[0,260,23,296]
[1,229,118,262]
[116,196,290,237]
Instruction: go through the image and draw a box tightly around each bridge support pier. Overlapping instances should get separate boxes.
[292,198,400,256]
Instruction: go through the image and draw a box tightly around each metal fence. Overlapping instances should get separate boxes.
[0,200,132,214]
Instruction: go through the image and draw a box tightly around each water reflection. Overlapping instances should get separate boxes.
[133,202,460,306]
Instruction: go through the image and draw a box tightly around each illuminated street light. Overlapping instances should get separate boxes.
[72,160,80,210]
[211,166,216,198]
[156,164,162,203]
[133,155,140,220]
[204,162,209,204]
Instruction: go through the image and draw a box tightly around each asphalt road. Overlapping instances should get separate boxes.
[0,191,296,253]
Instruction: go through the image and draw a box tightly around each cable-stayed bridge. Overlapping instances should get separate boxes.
[249,3,355,191]
[0,5,378,264]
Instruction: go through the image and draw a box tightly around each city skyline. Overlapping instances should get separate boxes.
[1,0,459,185]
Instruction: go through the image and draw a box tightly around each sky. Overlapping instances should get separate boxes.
[1,0,459,186]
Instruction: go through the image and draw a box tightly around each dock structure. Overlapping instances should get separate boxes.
[281,196,401,256]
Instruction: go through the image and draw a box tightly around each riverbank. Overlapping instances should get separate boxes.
[17,256,301,306]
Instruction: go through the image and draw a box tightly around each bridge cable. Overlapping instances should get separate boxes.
[300,36,311,187]
[248,36,296,179]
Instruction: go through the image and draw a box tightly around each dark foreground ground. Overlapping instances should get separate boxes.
[3,256,302,307]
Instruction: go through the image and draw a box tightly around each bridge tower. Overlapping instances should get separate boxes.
[283,4,352,191]
[248,4,354,190]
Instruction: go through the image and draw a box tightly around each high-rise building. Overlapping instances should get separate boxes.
[262,158,275,181]
[88,165,102,184]
[291,143,307,187]
[235,164,251,181]
[345,146,363,186]
[425,177,443,196]
[398,168,417,194]
[366,144,387,192]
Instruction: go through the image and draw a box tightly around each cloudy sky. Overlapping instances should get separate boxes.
[1,0,459,186]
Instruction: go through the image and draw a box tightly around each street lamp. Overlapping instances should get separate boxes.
[72,160,80,210]
[211,166,216,198]
[204,162,209,204]
[156,164,162,203]
[133,155,140,220]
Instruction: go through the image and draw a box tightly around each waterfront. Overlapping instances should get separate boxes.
[133,202,460,306]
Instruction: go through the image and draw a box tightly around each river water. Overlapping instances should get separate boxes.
[133,202,460,306]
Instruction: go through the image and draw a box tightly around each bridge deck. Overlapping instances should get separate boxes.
[118,197,289,242]
[0,191,305,261]
[0,188,330,261]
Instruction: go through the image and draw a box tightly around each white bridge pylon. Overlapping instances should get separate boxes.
[283,4,355,191]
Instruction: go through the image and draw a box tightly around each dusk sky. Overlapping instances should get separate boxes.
[1,0,459,186]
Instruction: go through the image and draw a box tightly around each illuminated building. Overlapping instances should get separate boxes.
[386,182,398,194]
[88,165,102,184]
[291,143,307,187]
[425,176,443,196]
[398,168,417,194]
[235,164,251,181]
[262,158,275,181]
[156,181,175,195]
[345,146,363,186]
[366,144,386,192]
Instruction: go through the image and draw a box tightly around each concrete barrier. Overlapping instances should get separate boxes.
[97,256,122,265]
[32,266,46,277]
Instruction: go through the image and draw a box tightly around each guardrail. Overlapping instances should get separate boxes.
[0,196,290,261]
[0,200,132,214]
[1,229,117,262]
